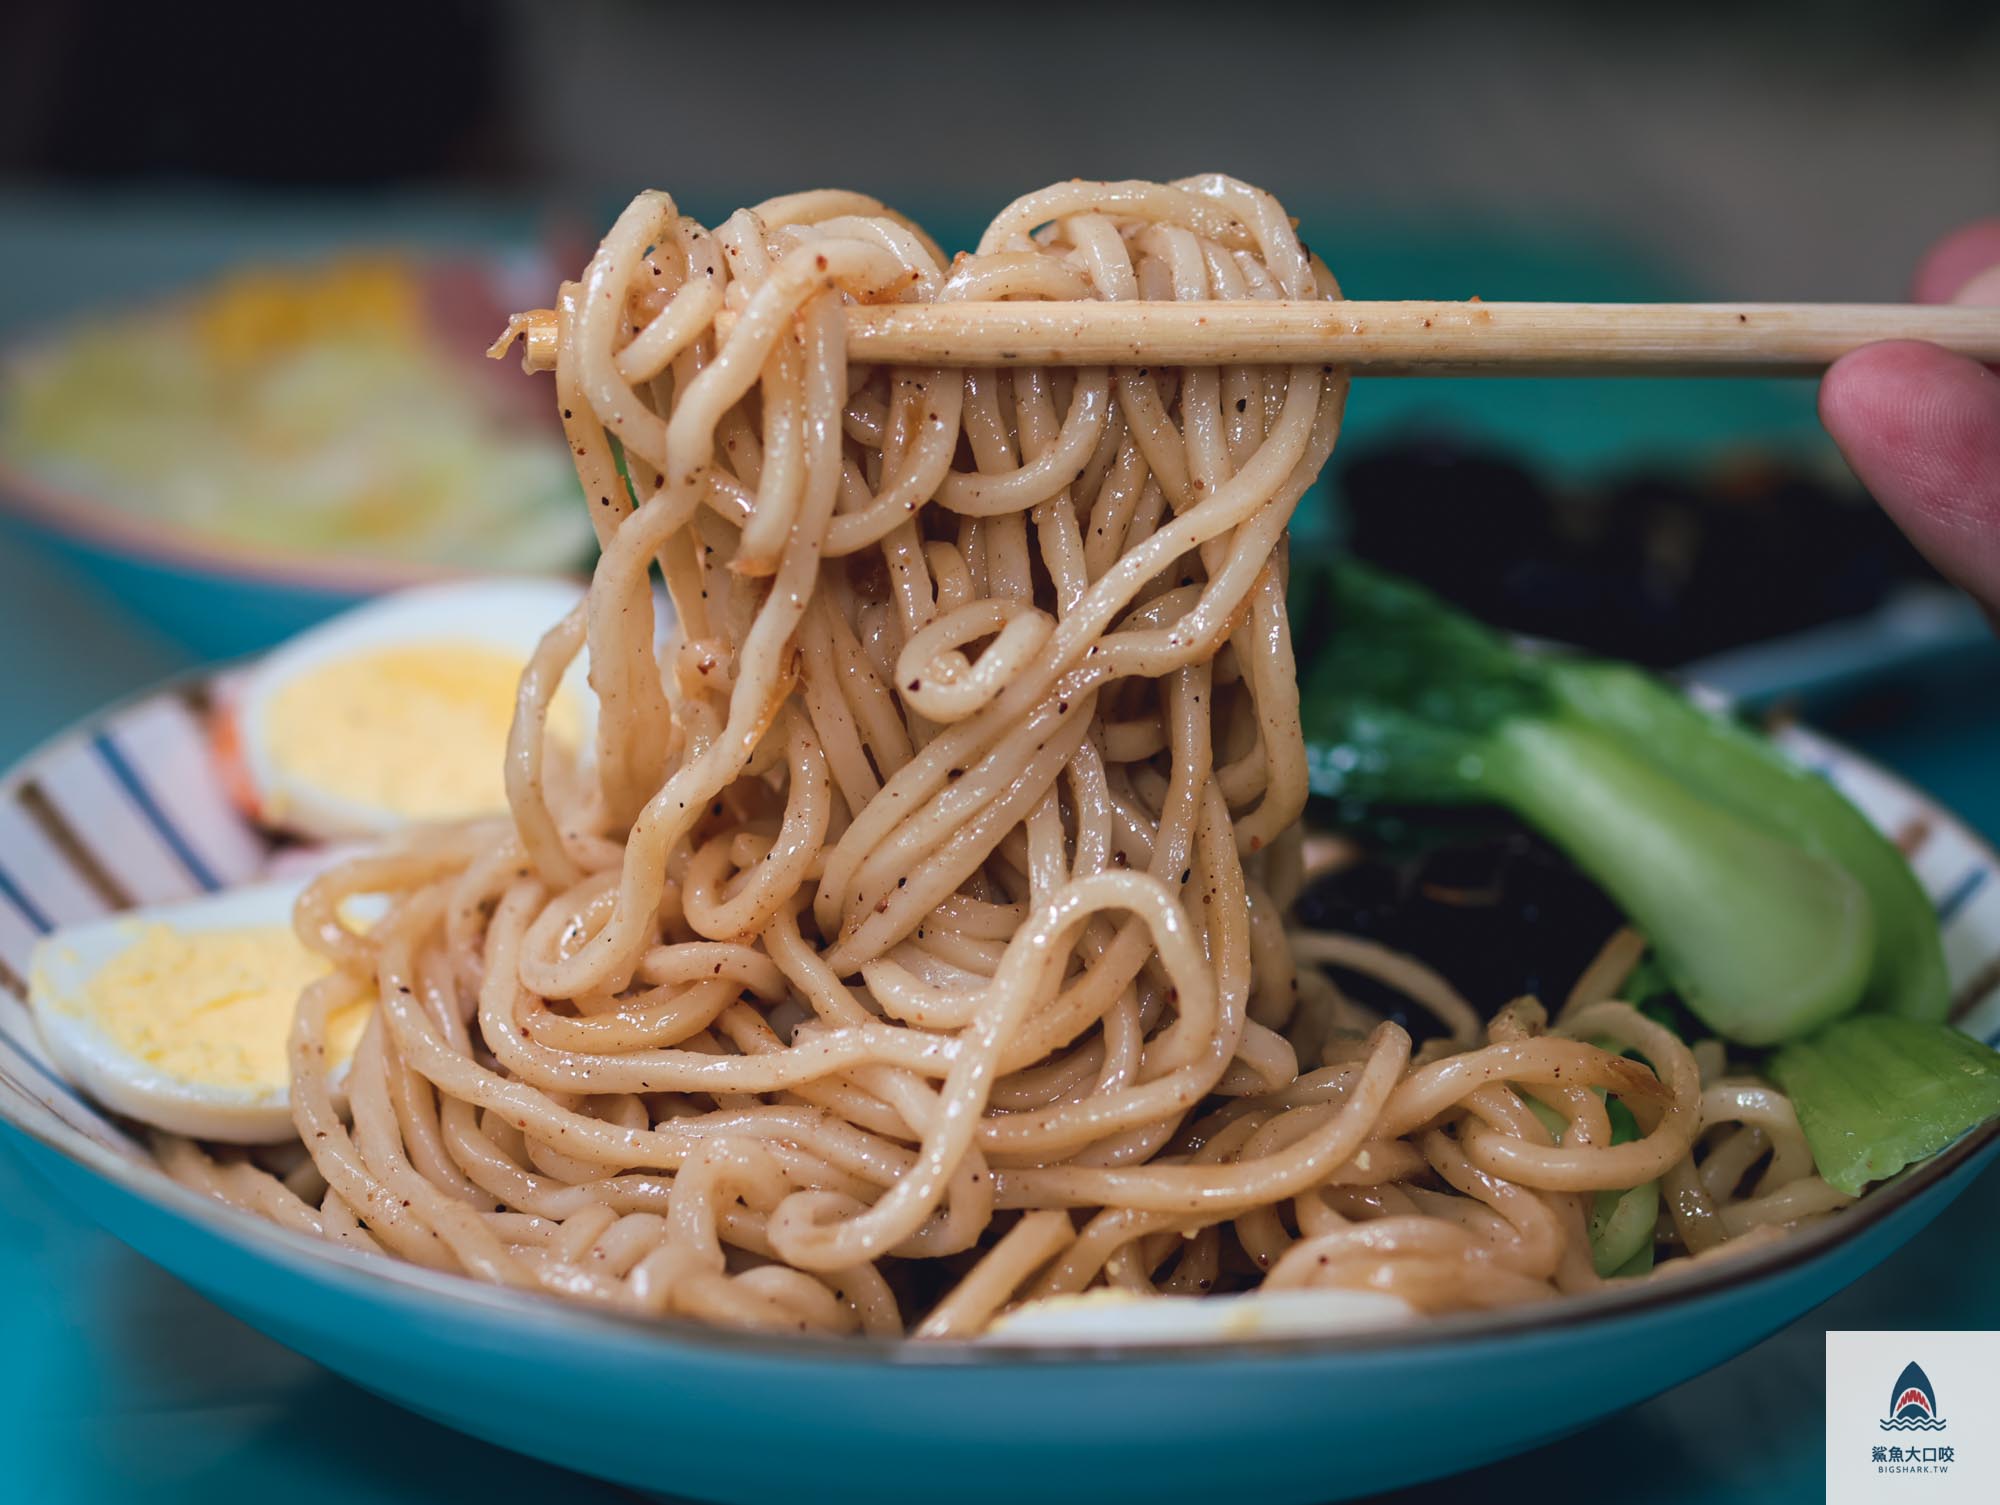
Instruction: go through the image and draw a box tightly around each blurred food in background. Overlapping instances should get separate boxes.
[0,254,590,573]
[1337,435,1952,673]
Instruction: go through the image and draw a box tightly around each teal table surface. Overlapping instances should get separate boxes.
[4,192,2000,1504]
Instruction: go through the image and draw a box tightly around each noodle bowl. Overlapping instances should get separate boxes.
[155,177,1848,1337]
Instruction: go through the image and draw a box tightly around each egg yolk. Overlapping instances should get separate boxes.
[80,924,369,1094]
[260,641,580,824]
[191,256,421,370]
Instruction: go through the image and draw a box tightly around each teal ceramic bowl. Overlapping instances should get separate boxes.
[0,493,438,660]
[2,677,1997,1503]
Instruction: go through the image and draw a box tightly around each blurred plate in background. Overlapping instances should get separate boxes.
[0,198,591,658]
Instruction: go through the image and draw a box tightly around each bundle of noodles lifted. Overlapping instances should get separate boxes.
[149,177,2000,1339]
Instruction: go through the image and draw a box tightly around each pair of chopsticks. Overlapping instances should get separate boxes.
[496,301,2000,377]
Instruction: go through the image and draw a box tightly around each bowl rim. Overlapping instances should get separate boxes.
[2,670,1997,1370]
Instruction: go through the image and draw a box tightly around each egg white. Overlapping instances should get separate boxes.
[29,880,371,1144]
[983,1287,1415,1344]
[234,576,594,841]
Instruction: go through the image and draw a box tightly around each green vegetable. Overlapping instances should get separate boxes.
[1769,1014,2000,1196]
[1626,953,1677,1005]
[1298,561,1945,1045]
[1587,1096,1658,1277]
[1605,1242,1656,1279]
[1588,1180,1660,1277]
[1543,661,1947,1022]
[1523,1095,1657,1277]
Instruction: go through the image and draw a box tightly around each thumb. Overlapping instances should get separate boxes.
[1819,235,2000,614]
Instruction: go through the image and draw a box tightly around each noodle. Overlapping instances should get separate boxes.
[152,176,1838,1337]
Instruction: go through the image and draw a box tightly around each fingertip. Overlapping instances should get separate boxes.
[1819,342,2000,604]
[1953,265,2000,309]
[1818,341,1950,449]
[1912,218,2000,304]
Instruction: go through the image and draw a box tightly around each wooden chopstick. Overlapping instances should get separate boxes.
[492,301,2000,377]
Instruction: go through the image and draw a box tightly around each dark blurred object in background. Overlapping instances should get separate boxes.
[1,0,1994,692]
[1291,823,1629,1036]
[2,1,1996,301]
[0,2,514,185]
[1340,436,1937,668]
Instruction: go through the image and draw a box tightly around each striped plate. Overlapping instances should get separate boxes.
[3,672,2000,1503]
[2,673,1997,1167]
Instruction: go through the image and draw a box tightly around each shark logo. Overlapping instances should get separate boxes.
[1882,1361,1948,1432]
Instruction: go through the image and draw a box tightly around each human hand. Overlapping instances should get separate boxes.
[1819,221,2000,617]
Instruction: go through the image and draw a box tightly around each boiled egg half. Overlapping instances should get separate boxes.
[224,577,593,841]
[29,880,374,1142]
[983,1287,1415,1344]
